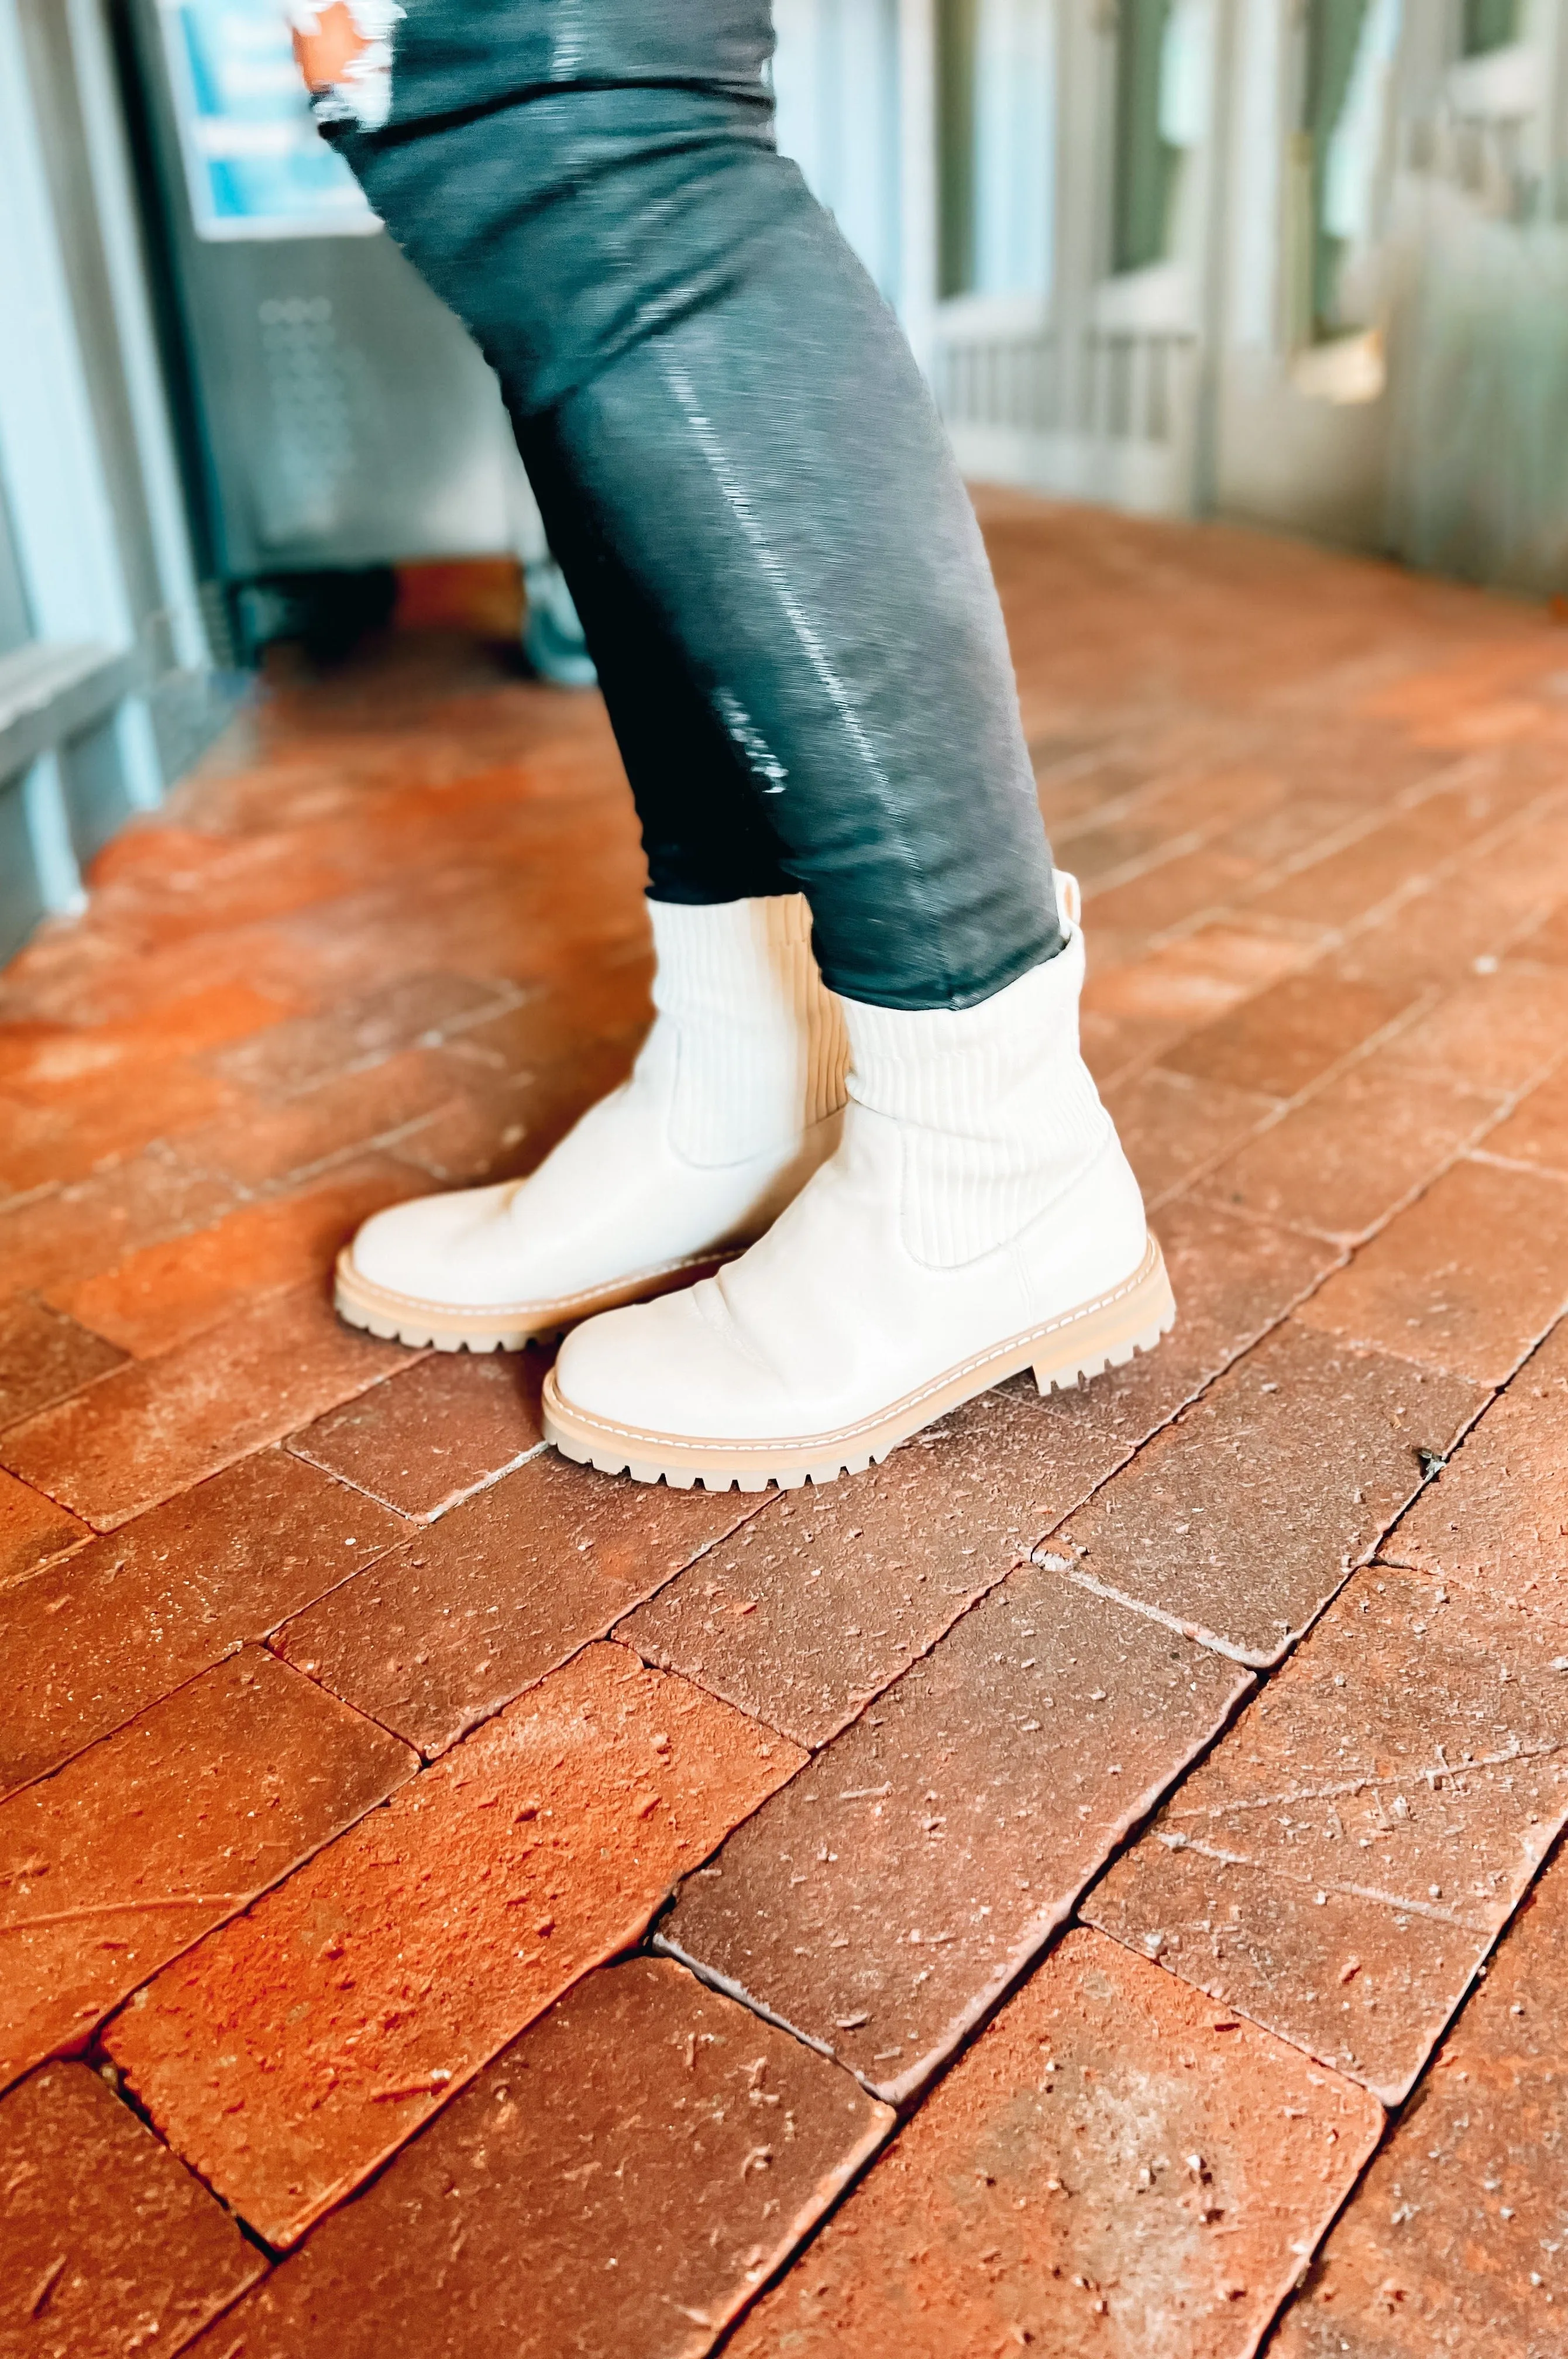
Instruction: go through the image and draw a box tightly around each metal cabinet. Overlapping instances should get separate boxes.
[126,0,586,667]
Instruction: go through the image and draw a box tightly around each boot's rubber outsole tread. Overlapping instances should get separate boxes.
[332,1244,733,1353]
[541,1236,1175,1490]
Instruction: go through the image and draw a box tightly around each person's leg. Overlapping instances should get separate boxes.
[321,1,1171,1447]
[321,11,1064,1005]
[338,363,852,1349]
[325,11,861,1350]
[517,436,790,906]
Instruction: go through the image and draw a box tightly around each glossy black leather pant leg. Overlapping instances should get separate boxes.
[328,3,1063,1009]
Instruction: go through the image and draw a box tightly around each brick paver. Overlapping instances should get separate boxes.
[0,982,288,1101]
[0,1297,124,1430]
[1335,861,1545,989]
[177,1958,890,2358]
[106,1644,803,2245]
[0,1157,236,1301]
[4,502,1568,2346]
[1383,1311,1568,1590]
[0,1284,413,1529]
[1298,1154,1568,1384]
[286,1343,547,1518]
[0,1467,87,1589]
[1196,1053,1500,1243]
[1378,962,1568,1096]
[1054,1319,1484,1665]
[1520,892,1568,965]
[1483,1058,1568,1178]
[1105,1064,1278,1208]
[205,971,518,1098]
[1240,779,1543,933]
[0,1449,406,1799]
[660,1565,1249,2100]
[167,1043,470,1191]
[1,1648,413,2091]
[381,1058,546,1185]
[0,1054,242,1204]
[1084,1558,1568,2102]
[0,2062,264,2357]
[1082,921,1311,1033]
[275,1451,756,1755]
[1274,1840,1568,2356]
[726,1928,1382,2359]
[619,1385,1094,1750]
[47,1158,425,1358]
[1160,971,1419,1100]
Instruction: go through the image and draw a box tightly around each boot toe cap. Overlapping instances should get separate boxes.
[553,1294,701,1432]
[553,1287,787,1443]
[347,1184,516,1305]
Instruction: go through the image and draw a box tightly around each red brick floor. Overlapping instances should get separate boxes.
[2,497,1567,2353]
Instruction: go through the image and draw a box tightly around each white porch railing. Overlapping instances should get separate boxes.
[933,318,1201,514]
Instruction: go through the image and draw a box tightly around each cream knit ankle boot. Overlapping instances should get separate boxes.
[543,878,1174,1487]
[335,896,848,1349]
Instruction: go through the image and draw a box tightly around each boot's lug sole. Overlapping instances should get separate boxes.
[332,1244,734,1354]
[542,1236,1175,1490]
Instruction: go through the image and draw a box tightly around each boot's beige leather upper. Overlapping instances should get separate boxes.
[341,894,847,1330]
[550,912,1154,1451]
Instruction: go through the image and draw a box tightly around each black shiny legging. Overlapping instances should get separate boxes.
[328,0,1062,1009]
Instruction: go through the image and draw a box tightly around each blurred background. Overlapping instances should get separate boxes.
[4,0,1566,961]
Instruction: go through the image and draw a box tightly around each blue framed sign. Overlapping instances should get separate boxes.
[156,0,380,240]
